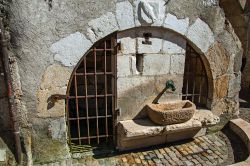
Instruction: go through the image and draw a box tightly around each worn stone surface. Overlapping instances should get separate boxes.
[130,56,140,75]
[142,54,171,75]
[134,0,166,26]
[146,100,196,125]
[136,28,163,54]
[187,18,215,53]
[229,118,250,152]
[0,138,16,166]
[193,109,220,126]
[117,117,202,151]
[87,12,119,43]
[0,149,6,162]
[117,119,165,138]
[117,55,132,77]
[206,42,230,79]
[32,117,70,163]
[117,29,136,55]
[214,74,229,99]
[228,72,241,98]
[0,52,12,132]
[162,31,186,54]
[117,75,184,121]
[164,13,189,35]
[36,133,231,166]
[170,54,186,74]
[48,118,67,142]
[116,1,135,30]
[50,32,92,67]
[117,109,220,150]
[36,64,71,118]
[220,0,249,94]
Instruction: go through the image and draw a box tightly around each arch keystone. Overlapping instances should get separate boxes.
[186,18,215,53]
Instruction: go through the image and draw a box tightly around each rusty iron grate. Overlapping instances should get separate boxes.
[66,35,117,151]
[182,44,208,107]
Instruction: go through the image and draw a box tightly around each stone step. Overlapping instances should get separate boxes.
[0,137,16,166]
[0,148,6,164]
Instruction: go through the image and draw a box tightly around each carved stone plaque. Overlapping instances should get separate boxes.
[138,0,160,25]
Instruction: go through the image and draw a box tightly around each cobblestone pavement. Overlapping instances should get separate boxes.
[36,133,231,166]
[115,134,228,166]
[239,107,250,123]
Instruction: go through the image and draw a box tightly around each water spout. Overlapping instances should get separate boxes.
[166,80,176,92]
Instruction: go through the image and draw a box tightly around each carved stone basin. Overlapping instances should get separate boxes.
[146,100,196,125]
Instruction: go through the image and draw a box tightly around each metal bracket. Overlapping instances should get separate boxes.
[142,33,152,45]
[50,94,66,102]
[116,42,122,51]
[115,108,121,116]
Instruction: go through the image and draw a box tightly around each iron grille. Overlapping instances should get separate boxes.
[182,44,208,107]
[66,35,117,150]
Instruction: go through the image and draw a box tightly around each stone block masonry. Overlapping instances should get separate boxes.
[6,0,243,164]
[116,27,187,121]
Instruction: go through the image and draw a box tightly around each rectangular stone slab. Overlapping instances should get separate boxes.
[116,109,221,151]
[117,118,202,151]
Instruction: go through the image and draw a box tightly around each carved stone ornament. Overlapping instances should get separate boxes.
[138,0,160,24]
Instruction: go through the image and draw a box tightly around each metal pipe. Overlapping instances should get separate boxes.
[0,17,22,164]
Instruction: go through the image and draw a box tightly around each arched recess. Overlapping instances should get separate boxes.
[63,27,216,150]
[66,33,118,150]
[182,44,209,108]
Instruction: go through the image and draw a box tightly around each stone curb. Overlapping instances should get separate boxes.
[228,118,250,166]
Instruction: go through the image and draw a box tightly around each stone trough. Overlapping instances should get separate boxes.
[117,109,220,151]
[146,100,196,125]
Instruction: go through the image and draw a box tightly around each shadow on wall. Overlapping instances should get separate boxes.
[47,94,66,110]
[118,76,183,121]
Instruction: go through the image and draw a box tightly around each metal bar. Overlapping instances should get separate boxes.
[69,115,112,120]
[71,135,113,140]
[183,45,208,106]
[67,94,113,99]
[84,57,90,144]
[66,97,72,148]
[111,37,117,144]
[185,47,190,100]
[183,94,203,96]
[94,47,100,144]
[0,18,22,164]
[191,56,198,102]
[74,74,81,145]
[199,75,203,103]
[95,48,113,51]
[104,40,108,141]
[75,72,113,76]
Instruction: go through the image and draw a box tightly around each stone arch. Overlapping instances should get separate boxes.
[61,26,216,148]
[49,10,233,116]
[46,0,240,121]
[220,0,250,95]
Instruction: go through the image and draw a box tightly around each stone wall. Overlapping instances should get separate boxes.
[0,1,16,160]
[7,0,243,164]
[117,28,186,121]
[220,0,250,95]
